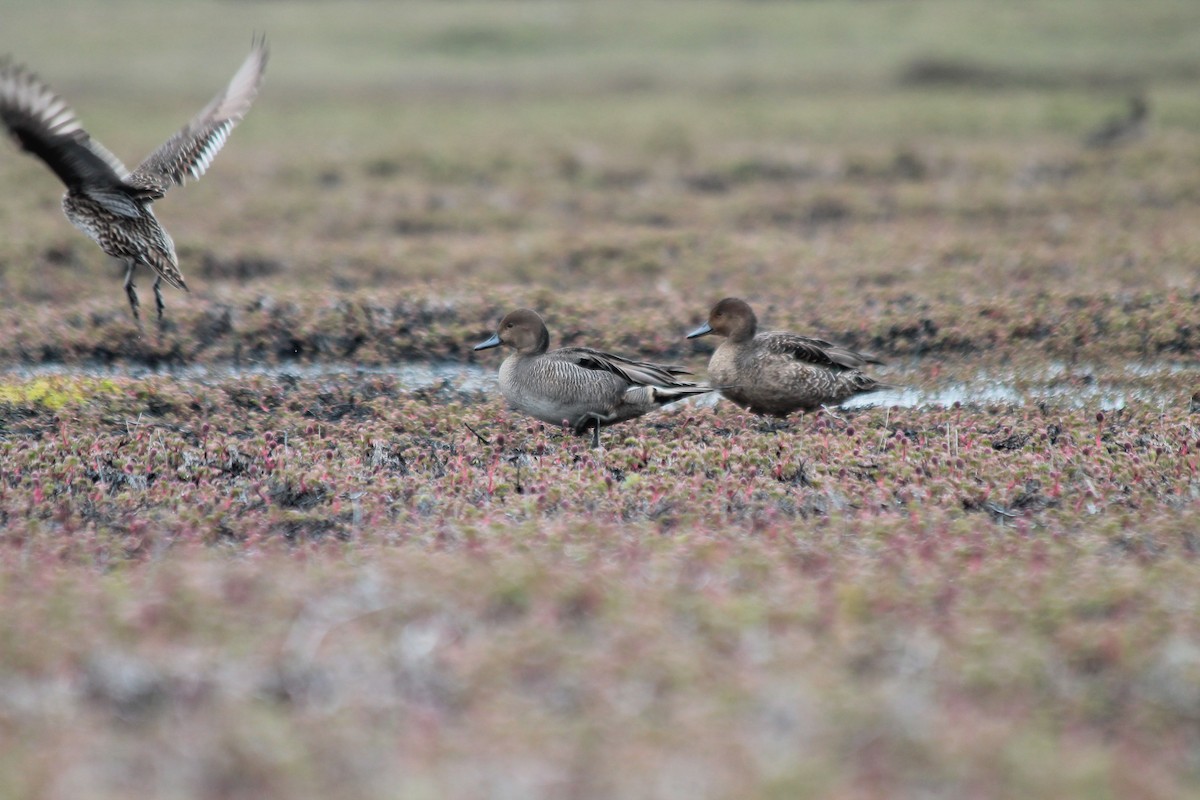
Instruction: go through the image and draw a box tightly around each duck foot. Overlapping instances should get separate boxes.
[755,419,794,434]
[818,405,847,423]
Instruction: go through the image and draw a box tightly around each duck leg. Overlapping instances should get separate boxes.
[755,417,793,434]
[819,404,847,423]
[571,414,608,449]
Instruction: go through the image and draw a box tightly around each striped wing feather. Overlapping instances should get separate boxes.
[556,347,693,388]
[0,57,138,216]
[127,38,268,199]
[760,332,883,370]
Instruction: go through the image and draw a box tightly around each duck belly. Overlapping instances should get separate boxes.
[498,358,615,430]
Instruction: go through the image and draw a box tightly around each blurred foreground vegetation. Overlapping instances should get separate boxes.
[1,1,1199,798]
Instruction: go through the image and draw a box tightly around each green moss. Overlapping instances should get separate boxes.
[0,377,122,410]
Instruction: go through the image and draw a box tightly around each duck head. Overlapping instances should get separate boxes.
[475,308,552,355]
[686,297,758,343]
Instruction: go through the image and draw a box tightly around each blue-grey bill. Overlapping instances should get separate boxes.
[474,333,502,351]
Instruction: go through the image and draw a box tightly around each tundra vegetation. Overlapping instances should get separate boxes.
[0,1,1198,798]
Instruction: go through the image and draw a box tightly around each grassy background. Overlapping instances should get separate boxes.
[0,0,1198,381]
[2,1,1200,798]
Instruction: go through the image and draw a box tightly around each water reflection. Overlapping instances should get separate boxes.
[4,359,1196,411]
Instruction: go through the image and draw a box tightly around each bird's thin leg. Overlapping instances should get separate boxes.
[123,261,142,326]
[590,416,602,449]
[153,275,166,327]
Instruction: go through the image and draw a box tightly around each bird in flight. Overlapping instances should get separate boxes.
[0,38,268,327]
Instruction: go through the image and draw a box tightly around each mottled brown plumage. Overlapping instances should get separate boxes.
[687,297,891,417]
[475,309,713,447]
[0,38,268,325]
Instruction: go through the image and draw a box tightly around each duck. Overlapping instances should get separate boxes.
[475,308,713,447]
[0,38,268,326]
[686,297,891,417]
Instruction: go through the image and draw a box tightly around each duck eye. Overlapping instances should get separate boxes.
[504,322,514,329]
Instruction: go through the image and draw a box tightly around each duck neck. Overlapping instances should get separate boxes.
[729,316,757,344]
[520,325,551,355]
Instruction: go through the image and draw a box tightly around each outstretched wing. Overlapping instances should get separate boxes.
[761,331,883,370]
[0,56,138,216]
[127,37,268,199]
[557,347,694,388]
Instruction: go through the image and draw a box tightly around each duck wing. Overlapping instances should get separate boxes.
[554,347,694,387]
[0,57,139,216]
[760,331,883,370]
[127,38,268,200]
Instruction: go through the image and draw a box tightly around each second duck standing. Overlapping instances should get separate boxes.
[687,297,891,417]
[476,309,712,447]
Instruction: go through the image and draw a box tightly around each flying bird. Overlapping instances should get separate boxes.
[0,38,269,326]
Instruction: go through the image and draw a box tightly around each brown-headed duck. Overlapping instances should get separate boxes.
[687,297,892,417]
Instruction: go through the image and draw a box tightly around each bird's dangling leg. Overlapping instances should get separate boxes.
[153,275,166,328]
[123,261,143,328]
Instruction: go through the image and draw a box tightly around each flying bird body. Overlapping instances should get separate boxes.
[0,39,269,325]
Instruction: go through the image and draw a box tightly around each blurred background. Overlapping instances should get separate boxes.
[2,0,1198,315]
[3,4,1200,800]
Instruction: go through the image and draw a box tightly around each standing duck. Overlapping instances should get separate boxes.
[476,308,713,447]
[687,297,891,417]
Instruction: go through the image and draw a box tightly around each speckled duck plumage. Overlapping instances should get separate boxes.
[476,308,713,446]
[0,38,268,325]
[687,297,892,417]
